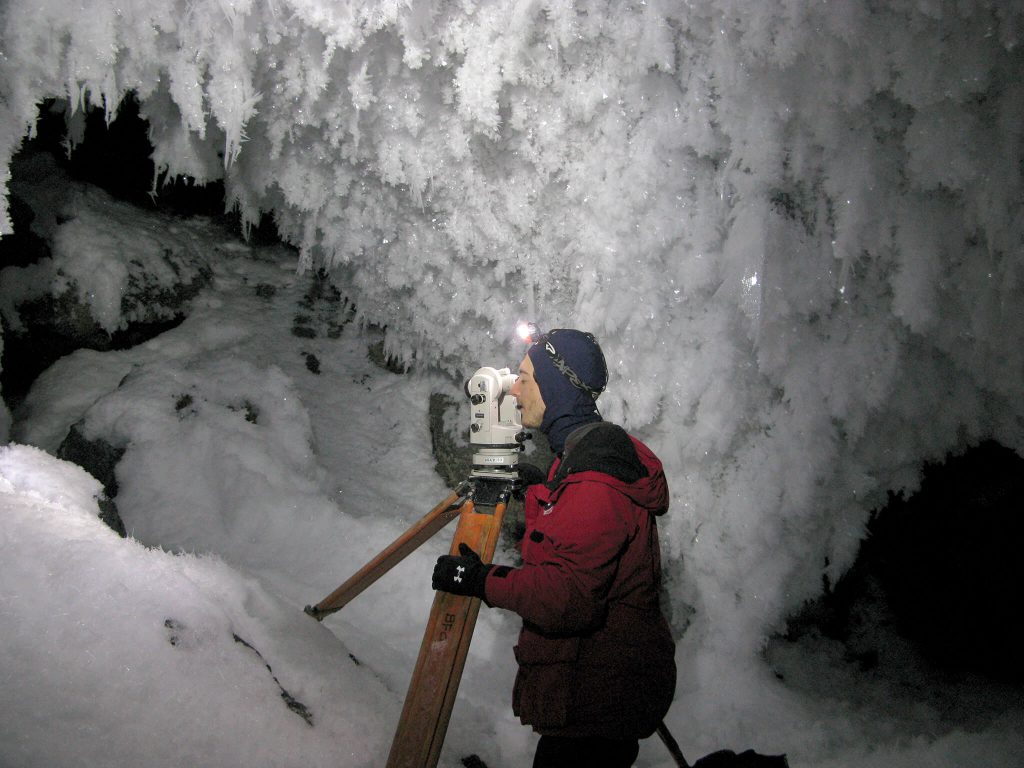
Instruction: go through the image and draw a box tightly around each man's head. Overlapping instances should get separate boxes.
[509,353,546,429]
[511,329,608,443]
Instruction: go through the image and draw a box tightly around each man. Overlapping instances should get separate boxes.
[432,329,676,768]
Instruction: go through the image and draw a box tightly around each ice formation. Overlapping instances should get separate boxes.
[1,0,1023,666]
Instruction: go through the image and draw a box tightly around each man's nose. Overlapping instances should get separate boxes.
[509,379,521,397]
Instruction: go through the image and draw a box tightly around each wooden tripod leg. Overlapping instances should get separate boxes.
[385,496,508,768]
[305,489,465,620]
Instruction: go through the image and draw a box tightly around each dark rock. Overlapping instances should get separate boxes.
[232,633,314,727]
[56,422,127,537]
[1,251,210,408]
[293,269,353,340]
[428,392,473,488]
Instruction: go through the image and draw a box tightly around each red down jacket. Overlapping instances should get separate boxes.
[483,422,676,738]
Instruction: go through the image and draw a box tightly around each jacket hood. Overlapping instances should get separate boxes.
[527,329,608,454]
[547,422,669,516]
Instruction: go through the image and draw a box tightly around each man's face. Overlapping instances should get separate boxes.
[509,353,545,429]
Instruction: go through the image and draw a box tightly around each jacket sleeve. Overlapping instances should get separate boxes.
[484,480,634,634]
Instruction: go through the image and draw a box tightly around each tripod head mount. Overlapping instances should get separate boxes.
[465,366,526,481]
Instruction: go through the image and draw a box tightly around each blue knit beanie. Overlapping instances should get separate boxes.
[527,329,608,453]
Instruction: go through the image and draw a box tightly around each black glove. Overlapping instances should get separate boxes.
[432,543,492,600]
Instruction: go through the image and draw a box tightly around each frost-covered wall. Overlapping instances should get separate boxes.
[1,0,1023,662]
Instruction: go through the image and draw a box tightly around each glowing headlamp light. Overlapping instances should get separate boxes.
[516,322,544,345]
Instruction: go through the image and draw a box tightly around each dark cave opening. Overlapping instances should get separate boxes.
[782,440,1024,688]
[26,93,281,232]
[0,95,281,410]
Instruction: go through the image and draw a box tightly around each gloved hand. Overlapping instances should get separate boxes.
[432,543,493,600]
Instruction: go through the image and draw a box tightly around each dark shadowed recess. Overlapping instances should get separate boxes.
[780,439,1024,688]
[30,93,265,227]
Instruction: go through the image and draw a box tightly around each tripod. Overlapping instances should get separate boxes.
[306,474,516,768]
[305,471,701,768]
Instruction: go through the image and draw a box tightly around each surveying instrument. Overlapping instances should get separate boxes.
[305,363,525,768]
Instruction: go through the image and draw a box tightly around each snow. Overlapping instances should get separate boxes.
[0,442,397,768]
[1,1,1023,766]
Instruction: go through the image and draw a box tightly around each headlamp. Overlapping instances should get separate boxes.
[516,322,544,345]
